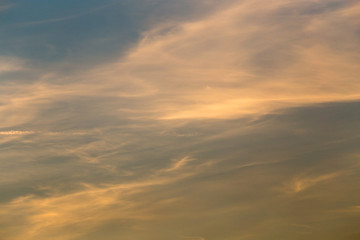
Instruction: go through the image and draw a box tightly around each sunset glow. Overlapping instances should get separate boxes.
[1,1,360,239]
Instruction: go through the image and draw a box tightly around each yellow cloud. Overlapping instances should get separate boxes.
[0,130,34,135]
[284,172,340,194]
[0,57,25,73]
[113,0,360,120]
[2,0,359,127]
[163,156,194,172]
[0,155,207,240]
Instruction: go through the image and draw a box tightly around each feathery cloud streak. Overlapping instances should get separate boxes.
[1,0,360,240]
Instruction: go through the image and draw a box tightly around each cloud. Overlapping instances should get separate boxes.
[0,56,25,73]
[163,156,194,172]
[1,1,360,240]
[0,130,34,135]
[183,236,205,240]
[9,1,121,27]
[1,101,360,240]
[27,0,354,121]
[282,172,341,193]
[0,4,13,12]
[2,0,359,130]
[0,155,206,240]
[124,0,359,119]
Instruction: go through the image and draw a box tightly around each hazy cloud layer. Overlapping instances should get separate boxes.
[0,0,360,239]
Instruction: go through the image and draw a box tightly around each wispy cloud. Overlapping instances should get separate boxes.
[281,172,341,194]
[0,57,25,73]
[0,155,206,240]
[0,4,13,12]
[73,0,360,120]
[1,0,359,129]
[8,1,122,27]
[1,1,360,240]
[163,156,194,172]
[0,130,34,135]
[183,236,205,240]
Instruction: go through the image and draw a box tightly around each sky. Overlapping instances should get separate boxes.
[0,0,360,239]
